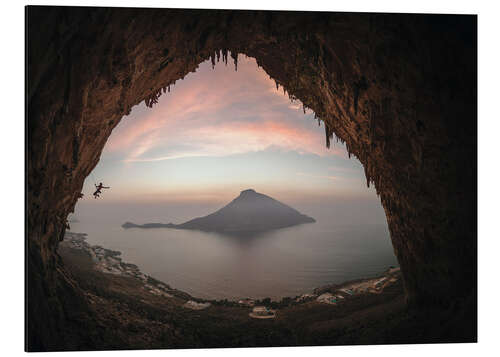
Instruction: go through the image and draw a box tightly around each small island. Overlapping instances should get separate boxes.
[122,189,315,233]
[122,222,176,229]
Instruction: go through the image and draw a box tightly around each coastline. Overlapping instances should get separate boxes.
[55,231,444,348]
[61,231,401,308]
[61,232,194,301]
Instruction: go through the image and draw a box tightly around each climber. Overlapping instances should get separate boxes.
[93,182,110,199]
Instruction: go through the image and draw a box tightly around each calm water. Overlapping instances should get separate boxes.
[69,210,398,300]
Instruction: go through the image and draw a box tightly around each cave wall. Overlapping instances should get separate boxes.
[27,6,477,350]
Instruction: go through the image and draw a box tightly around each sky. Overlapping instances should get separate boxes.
[74,54,385,224]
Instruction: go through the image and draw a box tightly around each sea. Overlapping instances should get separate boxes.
[69,204,398,301]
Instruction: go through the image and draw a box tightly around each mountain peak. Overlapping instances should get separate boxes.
[240,188,256,195]
[179,190,315,233]
[123,190,315,233]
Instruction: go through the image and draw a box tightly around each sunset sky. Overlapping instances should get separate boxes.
[75,54,383,223]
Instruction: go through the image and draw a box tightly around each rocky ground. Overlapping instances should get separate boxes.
[56,231,473,349]
[61,232,192,301]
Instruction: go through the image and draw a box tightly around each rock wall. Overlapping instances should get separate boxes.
[27,6,476,350]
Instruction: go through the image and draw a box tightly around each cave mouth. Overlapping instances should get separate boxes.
[27,7,477,350]
[68,53,397,301]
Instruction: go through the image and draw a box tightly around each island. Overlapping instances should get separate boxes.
[122,189,315,233]
[122,222,176,229]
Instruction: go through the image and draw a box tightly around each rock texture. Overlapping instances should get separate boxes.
[27,6,477,350]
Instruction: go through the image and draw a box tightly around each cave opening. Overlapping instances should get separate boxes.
[67,52,397,301]
[27,7,476,350]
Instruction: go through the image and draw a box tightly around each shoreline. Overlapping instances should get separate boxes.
[61,231,194,301]
[61,231,401,308]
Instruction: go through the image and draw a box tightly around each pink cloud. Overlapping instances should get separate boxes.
[104,54,340,163]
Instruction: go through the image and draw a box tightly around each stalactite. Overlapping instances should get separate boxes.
[325,123,331,148]
[230,51,238,71]
[210,51,216,69]
[324,122,335,149]
[216,49,220,63]
[222,48,228,65]
[364,164,371,188]
[145,87,163,108]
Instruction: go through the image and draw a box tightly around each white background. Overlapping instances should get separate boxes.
[1,0,497,356]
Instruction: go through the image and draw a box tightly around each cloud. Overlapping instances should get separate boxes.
[103,54,341,164]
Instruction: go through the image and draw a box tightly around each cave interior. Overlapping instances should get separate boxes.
[26,6,477,351]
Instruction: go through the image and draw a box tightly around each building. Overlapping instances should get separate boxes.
[249,306,276,319]
[238,298,255,307]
